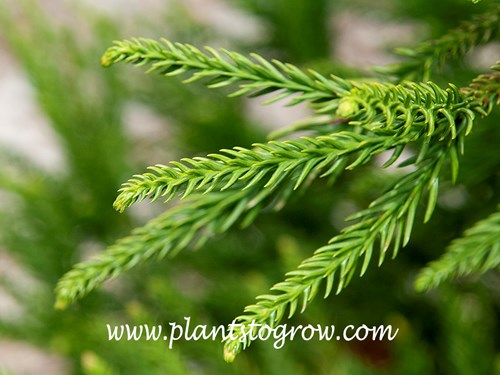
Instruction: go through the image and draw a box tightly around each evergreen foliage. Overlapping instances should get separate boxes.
[53,2,500,362]
[415,205,500,291]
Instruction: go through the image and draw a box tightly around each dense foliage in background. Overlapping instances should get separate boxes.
[0,0,499,374]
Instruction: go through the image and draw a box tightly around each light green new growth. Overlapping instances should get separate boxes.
[56,5,500,362]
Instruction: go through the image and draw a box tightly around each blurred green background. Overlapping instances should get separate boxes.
[0,0,498,374]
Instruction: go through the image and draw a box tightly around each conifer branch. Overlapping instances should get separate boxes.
[113,132,418,214]
[101,38,351,108]
[415,207,500,292]
[55,189,272,309]
[375,5,500,80]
